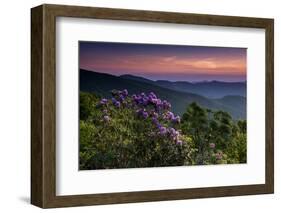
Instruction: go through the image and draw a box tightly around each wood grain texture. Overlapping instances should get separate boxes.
[31,5,43,207]
[265,20,274,193]
[31,4,274,208]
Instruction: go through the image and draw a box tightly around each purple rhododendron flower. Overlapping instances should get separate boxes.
[122,89,128,97]
[148,95,153,102]
[164,111,174,120]
[103,115,110,122]
[159,126,167,135]
[151,111,159,118]
[142,111,149,119]
[155,105,162,113]
[215,152,223,160]
[151,98,158,104]
[167,127,176,136]
[98,90,186,147]
[136,109,148,119]
[156,123,161,129]
[134,95,142,104]
[100,98,108,105]
[156,99,162,105]
[119,95,125,102]
[114,101,121,108]
[167,127,181,141]
[176,140,183,145]
[149,92,157,99]
[209,143,215,149]
[162,100,171,110]
[142,97,149,105]
[152,117,159,126]
[173,131,180,140]
[172,115,181,124]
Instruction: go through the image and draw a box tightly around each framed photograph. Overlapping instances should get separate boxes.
[31,4,274,208]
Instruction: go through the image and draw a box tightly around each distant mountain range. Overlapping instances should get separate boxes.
[120,74,246,99]
[80,69,246,119]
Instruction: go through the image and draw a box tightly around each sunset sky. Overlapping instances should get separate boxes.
[79,41,246,82]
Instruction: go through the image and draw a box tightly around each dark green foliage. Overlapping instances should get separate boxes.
[181,102,247,165]
[237,120,247,134]
[79,92,194,170]
[80,92,100,120]
[80,92,247,170]
[181,103,208,164]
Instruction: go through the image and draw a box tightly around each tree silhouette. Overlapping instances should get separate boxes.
[210,111,233,150]
[181,102,209,164]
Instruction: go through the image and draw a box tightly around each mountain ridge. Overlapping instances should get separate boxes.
[80,69,246,119]
[120,73,246,98]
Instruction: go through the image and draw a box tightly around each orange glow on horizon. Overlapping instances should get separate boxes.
[83,54,246,76]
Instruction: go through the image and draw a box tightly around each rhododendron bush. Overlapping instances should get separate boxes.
[79,90,246,170]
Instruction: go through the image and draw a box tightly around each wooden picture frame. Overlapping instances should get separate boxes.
[31,4,274,208]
